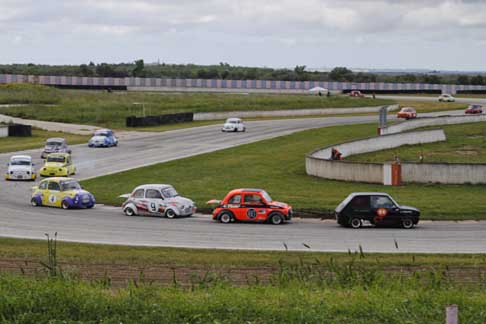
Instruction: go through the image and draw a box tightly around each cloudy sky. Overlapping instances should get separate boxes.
[1,0,486,70]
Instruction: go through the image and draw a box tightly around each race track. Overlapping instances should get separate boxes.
[1,111,485,253]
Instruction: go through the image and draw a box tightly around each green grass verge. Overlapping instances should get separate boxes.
[0,85,394,128]
[0,129,89,154]
[81,123,486,220]
[396,100,467,113]
[1,273,486,323]
[2,236,486,267]
[350,122,486,163]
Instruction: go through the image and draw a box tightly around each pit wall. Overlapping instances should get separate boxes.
[194,105,399,121]
[381,114,486,135]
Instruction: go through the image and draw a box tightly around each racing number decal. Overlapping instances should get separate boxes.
[48,194,56,204]
[247,208,257,219]
[149,202,158,213]
[374,208,388,223]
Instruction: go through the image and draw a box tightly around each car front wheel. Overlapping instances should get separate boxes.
[402,218,415,229]
[350,217,362,229]
[165,209,177,219]
[61,200,70,210]
[269,213,284,225]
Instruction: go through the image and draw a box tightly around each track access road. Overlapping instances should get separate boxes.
[1,111,485,253]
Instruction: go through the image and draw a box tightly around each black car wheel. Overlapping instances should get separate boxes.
[350,217,362,229]
[61,200,70,210]
[402,218,414,229]
[31,198,40,207]
[269,213,284,225]
[165,209,177,219]
[124,207,135,216]
[218,211,233,224]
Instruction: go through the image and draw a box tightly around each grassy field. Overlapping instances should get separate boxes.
[0,84,394,128]
[82,123,486,220]
[1,271,486,323]
[0,128,89,154]
[350,122,486,163]
[395,100,467,113]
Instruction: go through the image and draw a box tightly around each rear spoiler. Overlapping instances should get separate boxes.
[206,199,221,205]
[118,193,130,199]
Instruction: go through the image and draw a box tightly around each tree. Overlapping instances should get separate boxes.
[79,64,93,76]
[456,75,469,85]
[132,59,145,77]
[329,67,353,82]
[470,75,484,85]
[95,63,115,77]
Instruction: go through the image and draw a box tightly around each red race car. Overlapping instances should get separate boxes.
[349,90,365,97]
[207,188,292,225]
[465,104,483,114]
[397,107,417,119]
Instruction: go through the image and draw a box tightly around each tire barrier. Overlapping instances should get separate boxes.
[126,112,194,127]
[8,124,32,137]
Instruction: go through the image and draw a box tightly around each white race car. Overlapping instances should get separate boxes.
[120,184,196,218]
[438,94,455,102]
[5,155,36,181]
[222,118,246,132]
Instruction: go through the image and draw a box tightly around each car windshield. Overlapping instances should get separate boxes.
[95,131,109,137]
[61,180,81,191]
[47,141,62,146]
[47,156,66,163]
[261,191,273,202]
[161,187,179,198]
[11,160,31,166]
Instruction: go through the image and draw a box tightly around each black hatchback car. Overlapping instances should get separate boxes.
[335,192,420,229]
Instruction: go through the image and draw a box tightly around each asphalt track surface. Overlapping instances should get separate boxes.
[1,110,485,253]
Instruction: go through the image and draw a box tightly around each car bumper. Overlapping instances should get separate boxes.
[5,173,36,181]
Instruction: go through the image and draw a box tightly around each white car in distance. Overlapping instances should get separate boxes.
[438,94,455,102]
[5,155,36,181]
[222,118,246,132]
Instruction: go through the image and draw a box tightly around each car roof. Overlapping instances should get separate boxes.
[133,184,174,190]
[46,137,65,142]
[95,128,112,133]
[11,155,32,160]
[226,188,264,195]
[335,192,395,212]
[226,118,241,121]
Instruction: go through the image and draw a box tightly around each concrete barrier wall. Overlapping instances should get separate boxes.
[312,129,446,160]
[382,115,486,135]
[402,163,486,184]
[194,104,399,121]
[0,126,7,138]
[306,158,384,183]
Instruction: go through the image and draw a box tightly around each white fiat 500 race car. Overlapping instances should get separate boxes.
[222,118,246,132]
[120,184,196,218]
[5,155,36,181]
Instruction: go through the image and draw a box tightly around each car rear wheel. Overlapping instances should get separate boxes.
[165,209,176,219]
[350,217,362,229]
[218,211,232,224]
[402,218,414,229]
[124,207,135,216]
[31,198,40,207]
[61,200,70,210]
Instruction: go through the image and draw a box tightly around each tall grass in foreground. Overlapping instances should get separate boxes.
[1,236,485,323]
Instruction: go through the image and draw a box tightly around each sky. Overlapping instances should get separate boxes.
[1,0,486,70]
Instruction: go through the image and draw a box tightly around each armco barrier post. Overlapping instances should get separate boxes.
[446,305,458,324]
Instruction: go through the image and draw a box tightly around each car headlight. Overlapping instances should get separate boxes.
[27,171,30,175]
[10,171,13,175]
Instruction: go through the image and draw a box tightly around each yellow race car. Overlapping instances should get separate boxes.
[40,153,76,177]
[31,177,95,209]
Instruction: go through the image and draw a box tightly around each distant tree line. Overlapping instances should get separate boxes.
[0,61,485,85]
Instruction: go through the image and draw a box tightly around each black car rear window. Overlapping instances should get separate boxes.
[350,196,370,209]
